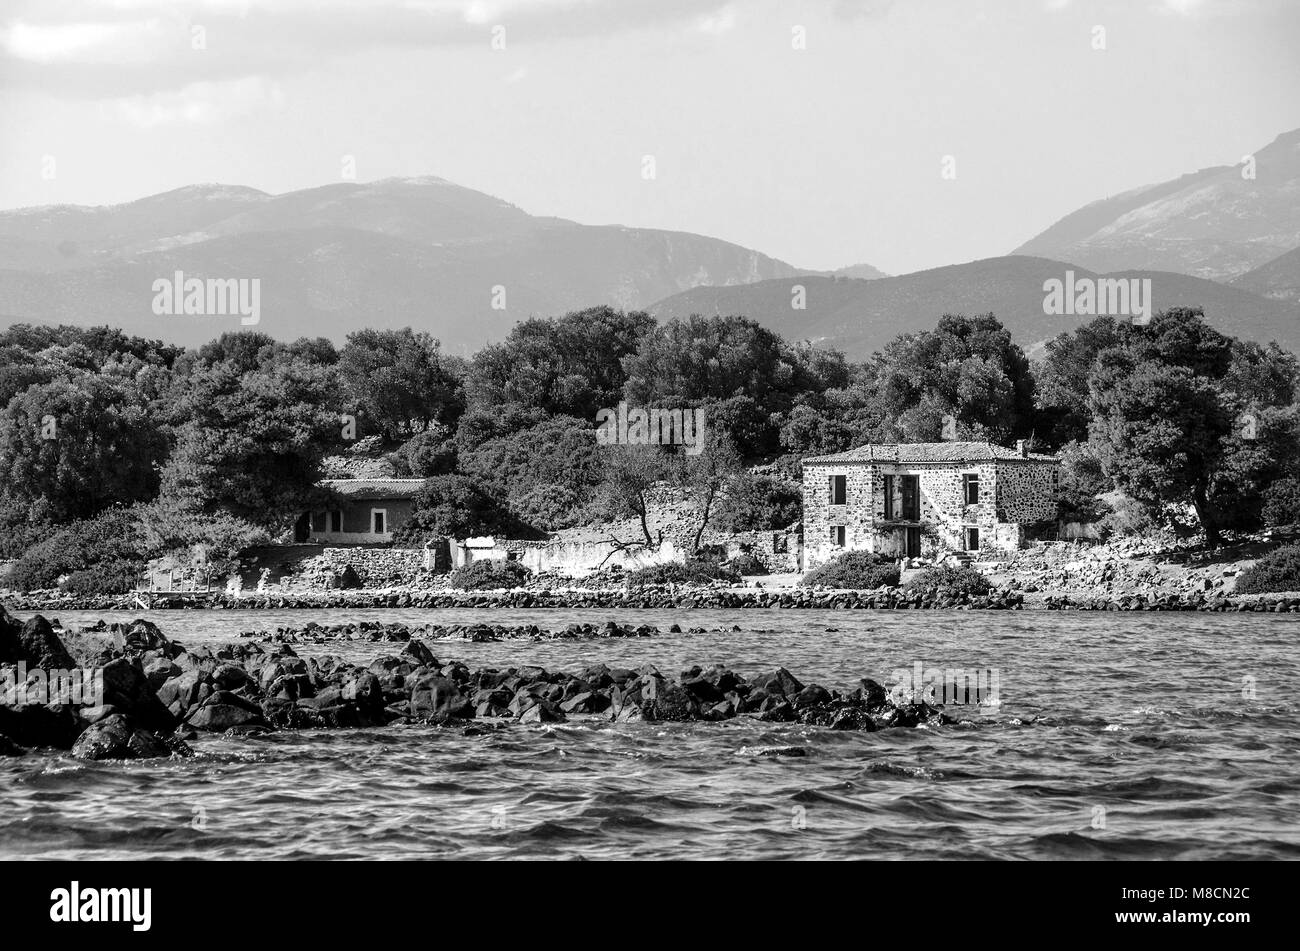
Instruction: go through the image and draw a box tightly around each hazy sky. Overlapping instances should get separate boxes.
[2,0,1298,274]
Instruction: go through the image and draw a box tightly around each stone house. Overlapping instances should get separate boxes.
[295,478,425,544]
[801,441,1059,568]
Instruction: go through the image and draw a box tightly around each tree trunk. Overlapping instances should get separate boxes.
[1191,482,1220,547]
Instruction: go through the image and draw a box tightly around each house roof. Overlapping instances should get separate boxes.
[802,442,1059,465]
[320,478,426,500]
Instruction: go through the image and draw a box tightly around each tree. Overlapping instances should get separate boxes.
[338,328,463,440]
[867,313,1037,443]
[683,430,745,551]
[467,307,654,423]
[161,350,342,530]
[0,374,166,523]
[598,445,676,546]
[391,475,513,544]
[1087,308,1296,545]
[621,314,805,457]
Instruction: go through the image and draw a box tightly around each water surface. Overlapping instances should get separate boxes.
[2,608,1296,860]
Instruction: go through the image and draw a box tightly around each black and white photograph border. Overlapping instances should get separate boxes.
[0,0,1295,921]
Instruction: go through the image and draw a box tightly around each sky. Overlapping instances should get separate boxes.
[1,0,1298,275]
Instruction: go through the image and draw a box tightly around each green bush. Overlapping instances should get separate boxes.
[448,558,532,590]
[7,509,145,592]
[1236,544,1300,594]
[905,563,992,596]
[61,559,145,596]
[727,552,769,576]
[1263,478,1300,528]
[800,551,900,589]
[625,558,741,586]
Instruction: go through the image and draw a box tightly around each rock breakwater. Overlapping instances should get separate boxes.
[0,606,950,761]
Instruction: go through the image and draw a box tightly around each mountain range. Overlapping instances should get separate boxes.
[0,177,804,352]
[0,127,1296,357]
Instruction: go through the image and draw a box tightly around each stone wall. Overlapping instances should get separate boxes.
[277,547,432,590]
[803,459,1059,568]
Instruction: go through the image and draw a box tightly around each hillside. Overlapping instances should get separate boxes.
[1231,245,1300,304]
[0,178,824,351]
[1013,128,1300,281]
[648,255,1300,358]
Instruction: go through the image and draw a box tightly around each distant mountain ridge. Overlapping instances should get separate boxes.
[648,255,1300,359]
[0,178,847,351]
[1014,128,1300,281]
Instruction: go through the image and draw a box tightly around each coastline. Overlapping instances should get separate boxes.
[5,585,1298,612]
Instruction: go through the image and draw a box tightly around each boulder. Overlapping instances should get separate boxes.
[409,674,473,721]
[0,611,76,670]
[0,703,83,749]
[101,658,175,732]
[187,701,266,732]
[72,713,192,760]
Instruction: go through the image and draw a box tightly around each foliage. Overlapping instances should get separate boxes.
[0,373,167,523]
[338,328,463,440]
[865,313,1037,444]
[714,473,802,532]
[467,307,654,423]
[800,551,900,589]
[447,558,532,590]
[624,558,741,586]
[1087,309,1298,544]
[1263,478,1300,527]
[392,475,514,544]
[904,563,992,596]
[6,509,145,592]
[160,338,343,530]
[1235,544,1300,594]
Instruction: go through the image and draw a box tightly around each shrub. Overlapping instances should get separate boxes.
[7,509,144,592]
[61,559,144,596]
[393,475,513,545]
[1236,544,1300,594]
[625,558,741,586]
[727,552,769,576]
[800,551,900,589]
[714,474,802,532]
[905,563,992,596]
[447,558,531,590]
[1263,478,1300,527]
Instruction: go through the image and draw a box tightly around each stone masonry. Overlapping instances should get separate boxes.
[802,441,1058,569]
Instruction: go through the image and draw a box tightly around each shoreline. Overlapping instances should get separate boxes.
[4,586,1299,612]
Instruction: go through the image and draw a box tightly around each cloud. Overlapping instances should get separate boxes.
[98,75,284,126]
[695,6,738,35]
[0,0,744,100]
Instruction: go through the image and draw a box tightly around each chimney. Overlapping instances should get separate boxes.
[1016,439,1028,458]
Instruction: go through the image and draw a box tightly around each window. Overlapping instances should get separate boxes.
[830,474,847,505]
[965,527,980,551]
[963,473,980,506]
[830,525,846,547]
[883,474,895,519]
[372,509,387,534]
[330,510,342,533]
[312,511,326,532]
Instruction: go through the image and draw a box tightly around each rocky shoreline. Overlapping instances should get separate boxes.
[234,619,734,644]
[5,585,1299,612]
[0,606,951,762]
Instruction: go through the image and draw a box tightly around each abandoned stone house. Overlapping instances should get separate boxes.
[801,441,1059,568]
[295,478,425,544]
